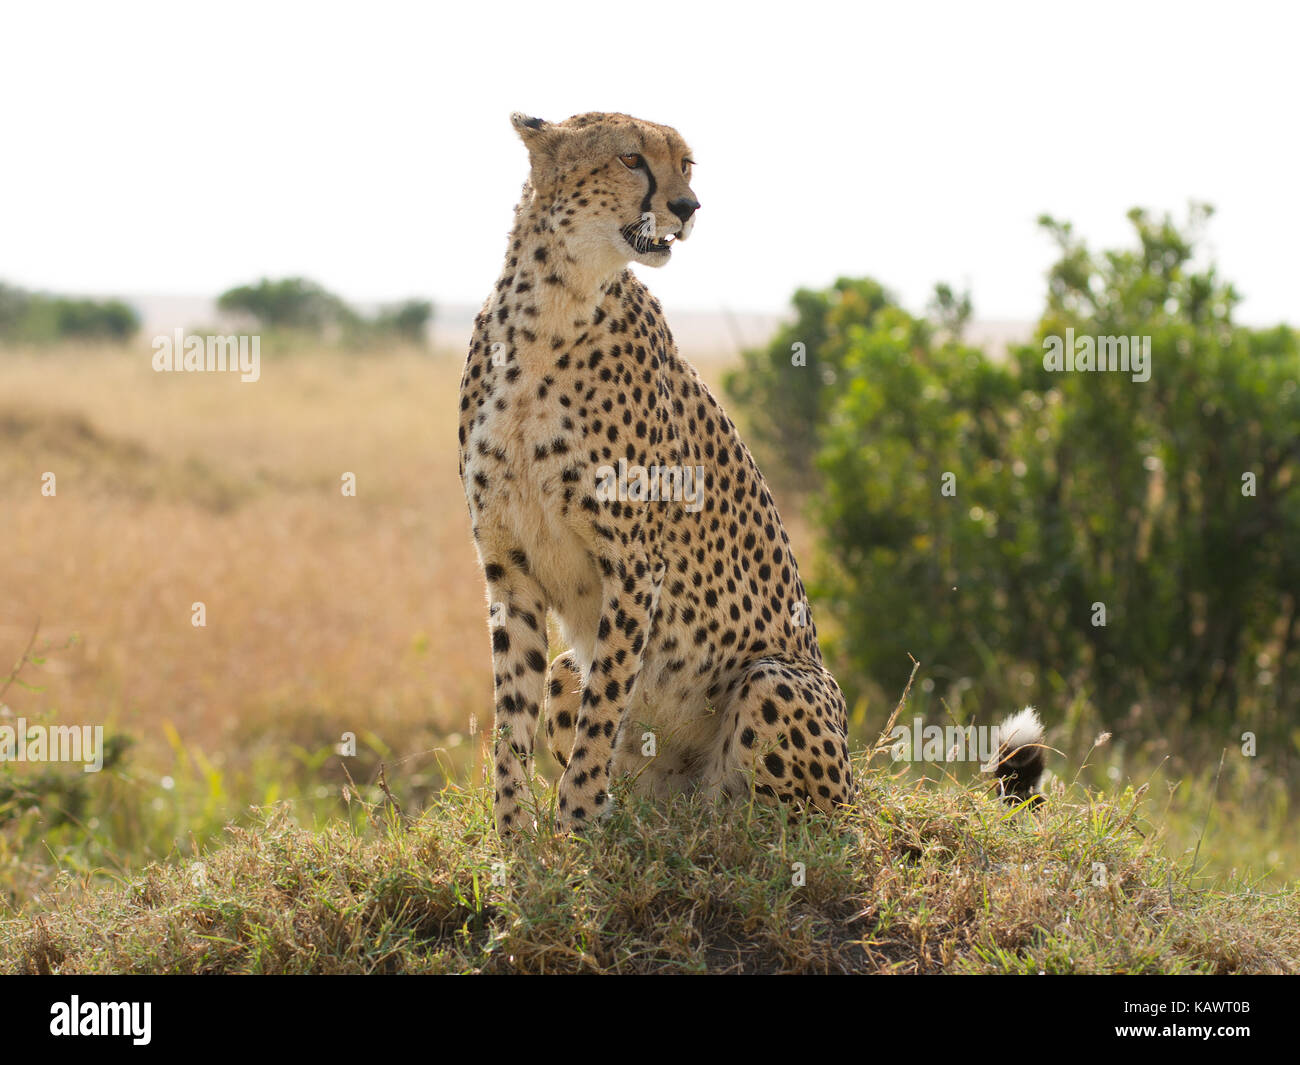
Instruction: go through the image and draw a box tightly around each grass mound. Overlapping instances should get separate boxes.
[4,758,1296,974]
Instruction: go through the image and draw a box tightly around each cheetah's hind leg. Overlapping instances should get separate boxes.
[704,656,854,814]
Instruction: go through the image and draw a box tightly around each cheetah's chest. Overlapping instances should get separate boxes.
[464,381,603,625]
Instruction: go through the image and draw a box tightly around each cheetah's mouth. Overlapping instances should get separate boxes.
[620,221,677,257]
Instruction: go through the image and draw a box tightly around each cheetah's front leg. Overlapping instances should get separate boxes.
[480,551,550,835]
[556,556,658,830]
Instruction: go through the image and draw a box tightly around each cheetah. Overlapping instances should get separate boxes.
[458,111,854,834]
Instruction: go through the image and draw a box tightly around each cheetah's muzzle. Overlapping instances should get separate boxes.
[620,220,676,257]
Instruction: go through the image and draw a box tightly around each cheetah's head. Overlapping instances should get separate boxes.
[510,111,700,270]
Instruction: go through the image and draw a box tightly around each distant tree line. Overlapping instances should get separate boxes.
[0,283,139,342]
[0,277,433,346]
[216,277,433,345]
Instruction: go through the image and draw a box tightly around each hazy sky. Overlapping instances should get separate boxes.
[2,1,1296,323]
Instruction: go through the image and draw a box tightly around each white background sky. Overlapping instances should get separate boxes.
[2,0,1296,323]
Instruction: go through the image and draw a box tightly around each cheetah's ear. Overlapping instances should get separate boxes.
[510,112,550,136]
[511,112,560,156]
[510,113,566,186]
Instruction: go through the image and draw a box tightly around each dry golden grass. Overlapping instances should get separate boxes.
[0,341,782,771]
[3,343,479,766]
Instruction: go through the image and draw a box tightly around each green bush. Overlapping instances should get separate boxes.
[723,278,897,486]
[732,206,1300,750]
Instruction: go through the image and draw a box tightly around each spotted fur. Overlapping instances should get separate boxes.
[459,112,853,834]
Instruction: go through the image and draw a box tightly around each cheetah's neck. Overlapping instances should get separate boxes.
[492,185,630,365]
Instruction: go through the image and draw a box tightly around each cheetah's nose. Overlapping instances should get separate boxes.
[668,197,700,224]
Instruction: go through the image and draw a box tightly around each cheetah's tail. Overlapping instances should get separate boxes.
[988,706,1047,808]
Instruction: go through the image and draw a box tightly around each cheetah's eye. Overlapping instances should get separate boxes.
[681,158,694,176]
[618,153,643,170]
